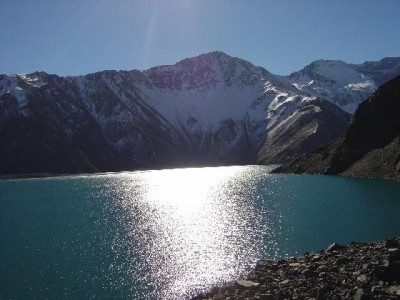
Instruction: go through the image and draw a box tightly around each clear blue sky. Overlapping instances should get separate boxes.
[1,0,399,76]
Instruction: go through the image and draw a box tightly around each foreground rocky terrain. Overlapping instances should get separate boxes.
[192,237,400,299]
[274,75,400,181]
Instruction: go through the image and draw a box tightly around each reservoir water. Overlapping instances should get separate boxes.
[1,165,400,299]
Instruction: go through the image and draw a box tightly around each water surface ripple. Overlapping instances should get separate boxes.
[1,165,400,299]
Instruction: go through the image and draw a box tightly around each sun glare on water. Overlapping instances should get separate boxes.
[107,166,266,298]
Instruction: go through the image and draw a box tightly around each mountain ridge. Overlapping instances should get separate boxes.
[1,52,400,175]
[274,75,400,181]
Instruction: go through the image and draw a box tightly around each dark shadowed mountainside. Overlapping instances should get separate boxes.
[274,75,400,181]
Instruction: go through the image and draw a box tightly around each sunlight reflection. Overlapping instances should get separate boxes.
[110,166,267,298]
[141,167,244,295]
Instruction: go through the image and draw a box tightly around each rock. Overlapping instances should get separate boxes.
[388,285,400,296]
[191,237,400,300]
[357,274,368,282]
[376,261,400,282]
[236,280,260,289]
[354,288,367,300]
[386,237,400,248]
[240,289,252,298]
[279,279,290,285]
[258,294,274,300]
[387,248,400,262]
[257,260,273,267]
[289,262,301,268]
[326,242,346,252]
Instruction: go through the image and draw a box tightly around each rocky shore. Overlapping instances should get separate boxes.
[192,237,400,299]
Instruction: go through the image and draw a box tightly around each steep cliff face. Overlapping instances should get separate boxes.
[257,98,350,164]
[0,52,399,175]
[274,75,400,180]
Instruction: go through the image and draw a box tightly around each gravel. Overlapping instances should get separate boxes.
[191,237,400,299]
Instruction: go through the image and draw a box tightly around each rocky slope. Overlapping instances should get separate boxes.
[257,98,350,164]
[274,75,400,181]
[1,52,399,175]
[192,237,400,299]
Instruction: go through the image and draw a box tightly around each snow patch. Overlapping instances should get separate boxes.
[345,81,375,91]
[301,96,318,103]
[20,74,47,88]
[312,123,319,134]
[312,60,365,84]
[292,80,314,90]
[13,87,30,117]
[140,77,265,131]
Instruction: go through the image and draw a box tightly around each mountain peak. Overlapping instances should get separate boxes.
[141,51,266,91]
[197,50,232,59]
[175,51,245,69]
[293,59,353,77]
[310,59,347,67]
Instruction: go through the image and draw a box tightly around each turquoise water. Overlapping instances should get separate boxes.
[1,165,400,299]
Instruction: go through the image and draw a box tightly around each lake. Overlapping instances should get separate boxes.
[1,165,400,299]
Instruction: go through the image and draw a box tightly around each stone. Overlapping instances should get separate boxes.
[357,274,368,282]
[386,237,400,248]
[257,260,274,267]
[388,285,400,296]
[289,262,301,267]
[258,293,274,300]
[388,248,400,252]
[388,248,400,262]
[383,259,390,267]
[326,242,346,252]
[191,237,400,300]
[240,290,252,298]
[354,288,366,300]
[279,279,290,285]
[376,261,400,282]
[311,254,321,262]
[236,280,260,289]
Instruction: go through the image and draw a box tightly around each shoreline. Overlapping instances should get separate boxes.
[192,237,400,299]
[0,164,270,181]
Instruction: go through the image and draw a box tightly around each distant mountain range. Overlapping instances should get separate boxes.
[1,51,400,175]
[274,75,400,181]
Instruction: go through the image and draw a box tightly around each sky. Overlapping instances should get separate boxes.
[1,0,400,76]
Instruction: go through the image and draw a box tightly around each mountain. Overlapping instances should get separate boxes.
[1,52,399,175]
[274,75,400,181]
[287,57,400,113]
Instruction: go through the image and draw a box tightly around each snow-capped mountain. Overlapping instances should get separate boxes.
[287,57,400,113]
[1,52,399,175]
